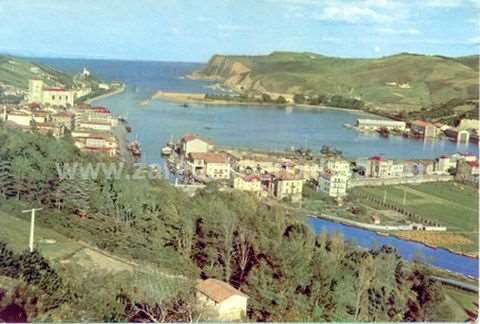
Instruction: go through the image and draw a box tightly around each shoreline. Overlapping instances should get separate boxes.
[84,83,126,104]
[297,209,478,260]
[150,90,382,117]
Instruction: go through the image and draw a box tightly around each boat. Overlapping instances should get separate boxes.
[118,116,128,123]
[377,127,390,138]
[127,140,142,159]
[161,145,173,156]
[182,103,189,108]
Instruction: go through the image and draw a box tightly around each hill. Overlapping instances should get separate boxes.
[0,55,75,90]
[191,52,479,112]
[0,55,101,103]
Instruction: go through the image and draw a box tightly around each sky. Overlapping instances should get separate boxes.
[0,0,479,62]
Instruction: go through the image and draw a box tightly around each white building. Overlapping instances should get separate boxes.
[188,152,231,180]
[319,172,349,197]
[196,278,248,321]
[356,119,406,131]
[27,79,75,107]
[181,134,214,155]
[318,158,351,197]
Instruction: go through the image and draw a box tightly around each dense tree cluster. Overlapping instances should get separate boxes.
[0,124,451,321]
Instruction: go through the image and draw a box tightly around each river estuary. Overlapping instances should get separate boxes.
[36,57,479,278]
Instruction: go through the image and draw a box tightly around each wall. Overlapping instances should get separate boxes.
[349,175,453,188]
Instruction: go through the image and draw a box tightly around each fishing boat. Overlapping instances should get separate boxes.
[161,145,173,156]
[127,140,142,159]
[377,127,390,138]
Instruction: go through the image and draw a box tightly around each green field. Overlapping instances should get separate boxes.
[353,182,479,252]
[442,286,478,321]
[0,208,82,260]
[0,201,136,273]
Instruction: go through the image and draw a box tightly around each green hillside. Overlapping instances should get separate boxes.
[0,55,74,90]
[194,52,479,112]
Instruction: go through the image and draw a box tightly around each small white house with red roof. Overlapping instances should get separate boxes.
[196,278,248,321]
[180,134,214,155]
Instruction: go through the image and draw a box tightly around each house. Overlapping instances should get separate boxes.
[317,158,351,197]
[5,112,33,127]
[181,134,213,155]
[434,155,454,174]
[456,160,479,183]
[271,172,304,202]
[35,122,64,137]
[319,171,348,197]
[52,112,74,129]
[235,155,280,174]
[295,162,321,180]
[366,156,404,178]
[27,79,75,107]
[188,152,230,180]
[410,120,440,138]
[458,119,479,131]
[233,174,263,196]
[76,119,112,131]
[196,278,248,321]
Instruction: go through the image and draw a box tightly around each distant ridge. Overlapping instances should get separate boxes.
[192,51,479,112]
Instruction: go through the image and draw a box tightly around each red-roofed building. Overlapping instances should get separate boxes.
[188,152,230,180]
[410,120,440,138]
[456,159,479,183]
[196,278,248,320]
[27,79,75,107]
[233,174,263,196]
[181,134,214,155]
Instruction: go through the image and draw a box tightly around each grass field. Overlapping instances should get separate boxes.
[442,286,478,321]
[353,182,479,254]
[0,201,137,273]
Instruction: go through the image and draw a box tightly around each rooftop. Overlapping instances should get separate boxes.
[181,134,213,144]
[190,152,228,164]
[196,279,247,303]
[369,155,384,161]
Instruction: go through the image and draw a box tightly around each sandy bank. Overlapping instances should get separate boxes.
[85,83,126,104]
[150,90,377,116]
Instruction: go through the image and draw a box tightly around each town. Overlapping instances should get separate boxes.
[0,76,131,159]
[164,132,478,202]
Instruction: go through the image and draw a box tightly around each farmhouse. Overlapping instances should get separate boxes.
[196,279,248,321]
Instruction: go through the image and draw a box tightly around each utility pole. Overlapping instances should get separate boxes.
[22,208,43,252]
[402,189,407,206]
[383,190,387,204]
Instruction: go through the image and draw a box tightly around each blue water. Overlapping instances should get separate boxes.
[307,217,478,278]
[33,57,479,277]
[33,57,478,164]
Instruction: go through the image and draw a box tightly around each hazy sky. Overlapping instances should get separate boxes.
[0,0,478,62]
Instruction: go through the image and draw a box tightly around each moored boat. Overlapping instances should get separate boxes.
[161,145,173,156]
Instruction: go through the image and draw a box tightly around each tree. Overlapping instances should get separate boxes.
[276,96,287,104]
[261,93,272,103]
[293,94,306,104]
